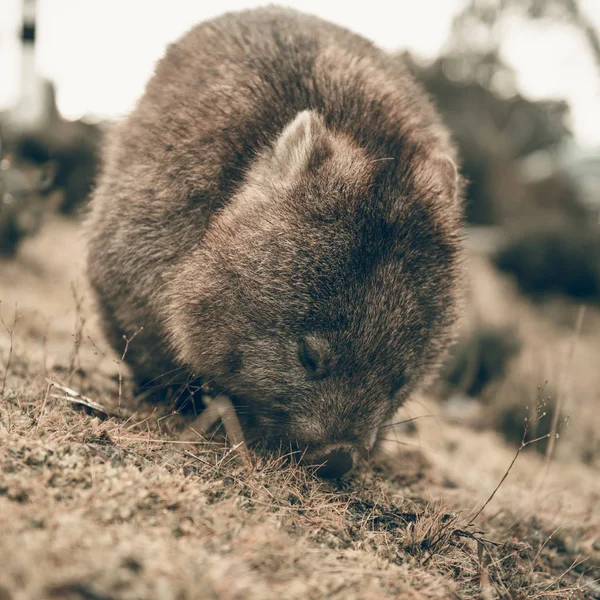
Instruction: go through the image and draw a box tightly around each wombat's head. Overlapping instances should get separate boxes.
[169,111,464,477]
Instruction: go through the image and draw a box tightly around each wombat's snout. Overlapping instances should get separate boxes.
[304,445,356,479]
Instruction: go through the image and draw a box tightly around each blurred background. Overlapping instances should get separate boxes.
[1,0,600,462]
[2,0,600,246]
[2,0,600,251]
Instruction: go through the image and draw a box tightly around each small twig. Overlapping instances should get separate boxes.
[86,335,107,358]
[46,379,110,415]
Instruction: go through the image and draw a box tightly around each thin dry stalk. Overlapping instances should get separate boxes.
[182,450,213,468]
[33,381,52,433]
[114,328,142,432]
[86,335,107,357]
[0,301,18,399]
[124,436,216,445]
[41,317,51,374]
[468,429,551,526]
[477,540,495,600]
[536,554,589,596]
[67,282,87,384]
[529,518,574,576]
[125,407,159,430]
[0,302,18,434]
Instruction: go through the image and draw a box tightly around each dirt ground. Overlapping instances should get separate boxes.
[1,216,599,599]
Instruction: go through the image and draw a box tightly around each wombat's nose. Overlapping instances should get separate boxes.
[312,448,354,478]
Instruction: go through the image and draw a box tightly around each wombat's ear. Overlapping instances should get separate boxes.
[272,110,329,172]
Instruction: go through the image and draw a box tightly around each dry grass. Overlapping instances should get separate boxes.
[0,218,599,599]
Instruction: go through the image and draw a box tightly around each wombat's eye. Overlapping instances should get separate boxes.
[298,337,329,379]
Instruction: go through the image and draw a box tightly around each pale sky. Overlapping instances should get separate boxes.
[1,0,600,147]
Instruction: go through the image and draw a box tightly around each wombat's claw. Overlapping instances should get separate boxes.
[185,395,250,461]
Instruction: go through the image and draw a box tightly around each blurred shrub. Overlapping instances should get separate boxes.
[2,81,102,217]
[442,326,522,398]
[494,223,600,302]
[12,118,101,215]
[0,159,45,256]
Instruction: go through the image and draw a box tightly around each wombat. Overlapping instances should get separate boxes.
[86,6,465,477]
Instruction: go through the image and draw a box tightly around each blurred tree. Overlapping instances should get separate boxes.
[405,0,599,225]
[449,0,600,73]
[409,53,572,224]
[408,0,600,303]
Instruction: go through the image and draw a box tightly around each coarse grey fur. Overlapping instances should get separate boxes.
[86,6,465,476]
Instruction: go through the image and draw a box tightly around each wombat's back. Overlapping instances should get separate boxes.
[86,6,457,384]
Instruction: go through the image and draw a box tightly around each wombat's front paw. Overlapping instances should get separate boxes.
[181,394,249,459]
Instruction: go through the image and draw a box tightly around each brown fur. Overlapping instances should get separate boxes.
[86,6,465,475]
